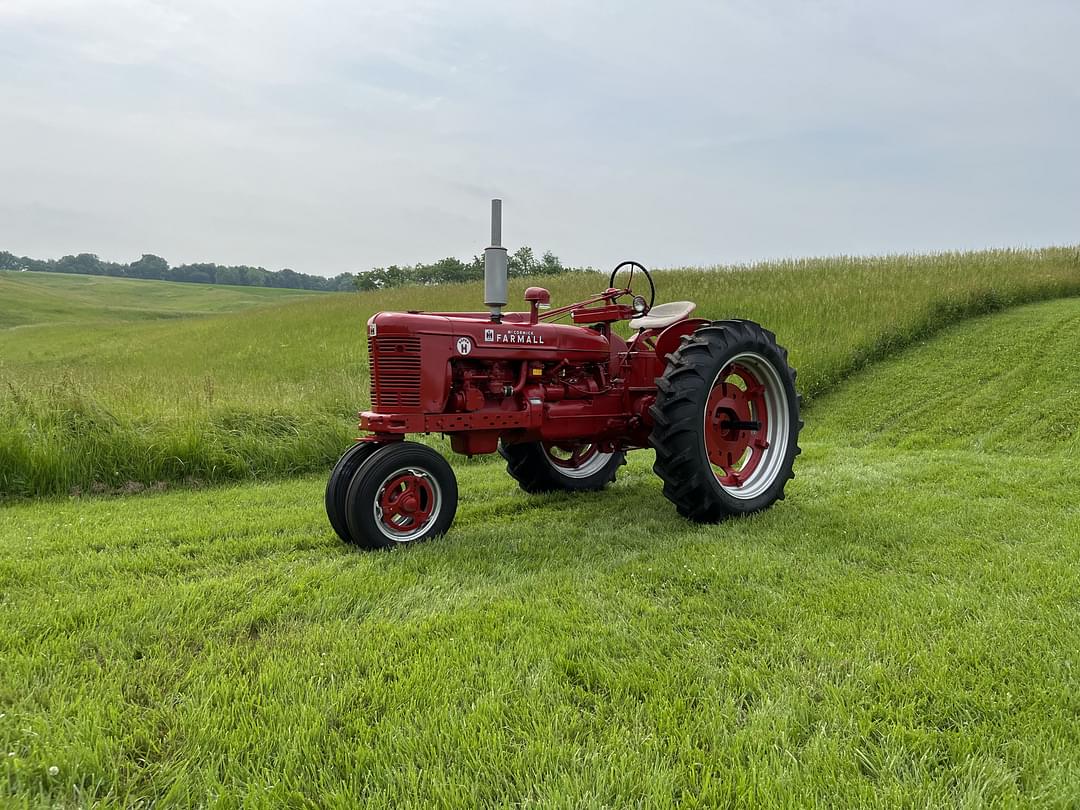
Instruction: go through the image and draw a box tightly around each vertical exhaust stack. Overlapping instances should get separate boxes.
[484,199,508,322]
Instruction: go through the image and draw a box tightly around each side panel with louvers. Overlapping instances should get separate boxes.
[368,336,422,410]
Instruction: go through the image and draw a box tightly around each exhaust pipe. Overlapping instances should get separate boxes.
[484,198,508,322]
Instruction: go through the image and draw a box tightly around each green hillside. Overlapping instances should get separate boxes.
[812,299,1080,455]
[2,298,1078,806]
[1,248,1079,497]
[0,270,316,329]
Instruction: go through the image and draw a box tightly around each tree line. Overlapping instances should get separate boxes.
[0,251,357,291]
[354,247,591,291]
[0,246,591,292]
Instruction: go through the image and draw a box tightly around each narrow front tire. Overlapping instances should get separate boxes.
[325,442,380,544]
[344,442,458,550]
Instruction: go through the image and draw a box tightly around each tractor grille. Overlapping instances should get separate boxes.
[369,335,422,410]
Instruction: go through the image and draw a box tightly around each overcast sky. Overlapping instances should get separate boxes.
[1,1,1077,276]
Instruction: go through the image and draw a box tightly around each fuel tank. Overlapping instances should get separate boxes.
[366,311,611,413]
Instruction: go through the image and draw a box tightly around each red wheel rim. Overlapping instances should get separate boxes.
[542,443,613,479]
[375,469,438,539]
[544,443,600,470]
[703,362,770,488]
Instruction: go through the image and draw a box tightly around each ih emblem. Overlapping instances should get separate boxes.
[456,337,473,355]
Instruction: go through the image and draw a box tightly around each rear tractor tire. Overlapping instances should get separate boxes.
[650,320,801,522]
[343,442,458,550]
[499,441,625,494]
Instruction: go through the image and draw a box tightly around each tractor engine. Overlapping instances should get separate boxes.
[362,310,624,455]
[450,357,606,411]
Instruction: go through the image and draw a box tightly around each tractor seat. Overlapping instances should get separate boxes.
[631,301,697,331]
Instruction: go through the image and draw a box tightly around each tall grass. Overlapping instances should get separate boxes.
[1,247,1078,497]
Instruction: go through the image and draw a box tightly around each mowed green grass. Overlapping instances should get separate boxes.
[1,247,1079,497]
[2,299,1078,807]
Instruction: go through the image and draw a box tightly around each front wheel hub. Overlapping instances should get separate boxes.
[374,468,441,542]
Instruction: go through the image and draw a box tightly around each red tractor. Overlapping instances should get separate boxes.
[326,201,801,549]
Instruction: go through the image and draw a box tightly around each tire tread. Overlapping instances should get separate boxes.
[649,319,801,523]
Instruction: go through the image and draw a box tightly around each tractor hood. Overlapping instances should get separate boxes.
[367,311,611,362]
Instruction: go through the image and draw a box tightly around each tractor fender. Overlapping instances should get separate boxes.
[654,318,711,362]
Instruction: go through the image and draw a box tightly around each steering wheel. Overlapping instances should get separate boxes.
[608,260,655,314]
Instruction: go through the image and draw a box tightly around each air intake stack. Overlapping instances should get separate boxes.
[484,199,508,322]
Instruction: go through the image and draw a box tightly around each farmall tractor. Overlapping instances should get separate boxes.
[326,201,801,549]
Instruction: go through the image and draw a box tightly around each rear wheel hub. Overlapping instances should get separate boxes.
[702,355,789,497]
[705,364,768,486]
[542,443,612,478]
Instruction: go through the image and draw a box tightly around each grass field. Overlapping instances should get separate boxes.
[0,272,316,330]
[2,297,1078,807]
[2,246,1079,497]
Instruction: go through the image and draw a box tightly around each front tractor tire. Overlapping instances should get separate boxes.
[499,441,625,494]
[343,442,458,550]
[325,442,381,544]
[650,320,801,522]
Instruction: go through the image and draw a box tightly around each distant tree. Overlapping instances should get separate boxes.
[425,257,469,285]
[0,251,21,270]
[354,271,379,292]
[171,263,215,284]
[269,268,303,289]
[214,265,243,286]
[380,266,411,288]
[508,246,537,277]
[128,254,169,280]
[330,272,357,291]
[539,251,563,274]
[56,253,104,275]
[239,266,269,287]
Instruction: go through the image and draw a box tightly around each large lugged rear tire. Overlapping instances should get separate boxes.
[499,441,625,493]
[650,320,801,522]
